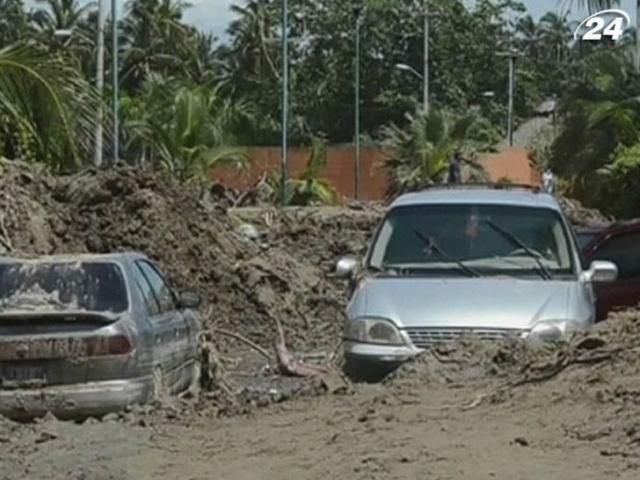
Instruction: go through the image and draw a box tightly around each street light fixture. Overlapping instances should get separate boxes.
[395,63,423,80]
[53,29,73,38]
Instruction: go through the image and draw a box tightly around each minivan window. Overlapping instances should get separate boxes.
[0,261,128,312]
[368,204,574,276]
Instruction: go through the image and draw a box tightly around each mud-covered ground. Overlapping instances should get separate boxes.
[3,312,640,479]
[1,160,635,479]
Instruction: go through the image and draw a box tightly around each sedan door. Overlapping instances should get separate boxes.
[134,260,190,393]
[584,230,640,321]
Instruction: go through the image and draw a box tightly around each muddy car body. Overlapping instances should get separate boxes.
[576,220,640,321]
[0,253,202,420]
[336,185,618,373]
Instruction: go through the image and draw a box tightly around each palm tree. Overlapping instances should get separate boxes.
[226,0,279,81]
[516,15,543,60]
[381,109,499,196]
[121,0,194,93]
[128,83,251,181]
[540,12,572,63]
[0,0,32,47]
[269,136,338,205]
[0,43,104,170]
[32,0,95,32]
[562,0,617,12]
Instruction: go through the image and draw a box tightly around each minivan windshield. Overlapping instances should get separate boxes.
[368,204,575,278]
[0,261,128,313]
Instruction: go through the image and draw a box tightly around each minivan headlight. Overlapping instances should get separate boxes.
[344,317,404,345]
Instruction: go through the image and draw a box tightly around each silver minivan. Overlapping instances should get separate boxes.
[336,186,618,375]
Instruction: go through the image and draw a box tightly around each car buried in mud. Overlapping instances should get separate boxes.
[0,253,202,420]
[336,184,619,377]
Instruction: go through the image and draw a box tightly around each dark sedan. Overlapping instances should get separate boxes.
[0,252,202,420]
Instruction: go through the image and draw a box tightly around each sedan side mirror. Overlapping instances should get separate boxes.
[178,291,202,309]
[586,260,618,283]
[336,256,358,278]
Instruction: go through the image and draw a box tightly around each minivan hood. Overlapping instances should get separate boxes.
[348,276,575,329]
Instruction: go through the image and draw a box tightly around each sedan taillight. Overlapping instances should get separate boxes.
[83,335,134,356]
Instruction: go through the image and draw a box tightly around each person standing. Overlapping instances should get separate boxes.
[448,152,462,183]
[542,168,555,194]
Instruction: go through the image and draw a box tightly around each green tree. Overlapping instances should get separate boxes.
[550,49,640,195]
[0,0,32,47]
[593,143,640,218]
[381,109,499,196]
[32,0,94,32]
[127,82,251,181]
[121,0,196,93]
[269,136,338,206]
[0,43,103,170]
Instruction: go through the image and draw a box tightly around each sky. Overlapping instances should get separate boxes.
[24,0,640,38]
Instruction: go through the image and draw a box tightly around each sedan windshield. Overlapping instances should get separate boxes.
[0,261,128,313]
[368,204,574,277]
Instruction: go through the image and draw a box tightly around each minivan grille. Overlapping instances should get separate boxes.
[405,327,528,349]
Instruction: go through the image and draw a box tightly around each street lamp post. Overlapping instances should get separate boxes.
[111,0,119,164]
[281,0,289,207]
[95,0,105,167]
[498,49,522,146]
[423,0,429,114]
[354,3,363,201]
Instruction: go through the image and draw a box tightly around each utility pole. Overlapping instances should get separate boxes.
[423,0,429,114]
[280,0,289,207]
[354,3,363,200]
[507,53,514,146]
[498,49,522,146]
[636,0,640,72]
[112,0,119,164]
[94,0,105,167]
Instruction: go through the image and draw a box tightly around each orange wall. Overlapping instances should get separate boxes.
[212,145,538,202]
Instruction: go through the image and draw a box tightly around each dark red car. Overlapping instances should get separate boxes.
[577,220,640,321]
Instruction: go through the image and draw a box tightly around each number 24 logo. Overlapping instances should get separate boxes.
[573,9,630,42]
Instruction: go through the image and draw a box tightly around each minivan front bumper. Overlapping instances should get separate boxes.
[343,341,421,363]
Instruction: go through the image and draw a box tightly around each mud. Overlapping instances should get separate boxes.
[1,159,638,479]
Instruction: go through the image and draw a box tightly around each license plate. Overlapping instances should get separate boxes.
[0,365,46,389]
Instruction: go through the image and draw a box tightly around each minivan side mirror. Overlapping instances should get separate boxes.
[586,260,618,283]
[336,256,358,278]
[178,291,202,309]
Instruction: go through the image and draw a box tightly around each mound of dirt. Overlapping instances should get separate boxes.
[559,196,611,226]
[0,161,365,353]
[384,310,640,458]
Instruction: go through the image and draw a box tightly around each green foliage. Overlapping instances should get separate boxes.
[549,49,640,203]
[381,109,499,196]
[126,81,251,181]
[268,137,338,206]
[0,43,103,170]
[592,143,640,218]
